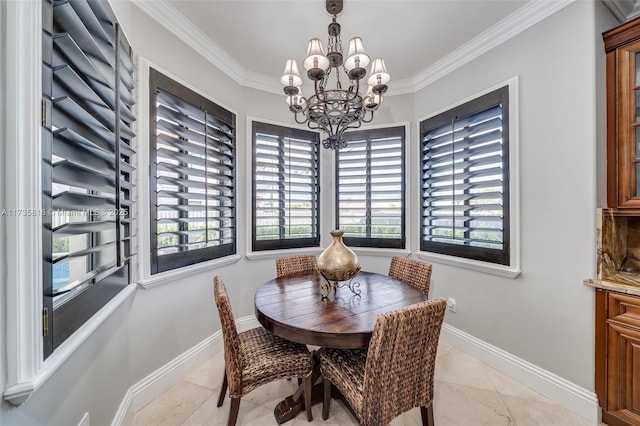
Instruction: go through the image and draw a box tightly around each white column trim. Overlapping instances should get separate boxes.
[3,0,44,406]
[415,77,521,278]
[3,2,140,406]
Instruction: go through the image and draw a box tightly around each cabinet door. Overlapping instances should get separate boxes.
[607,321,640,424]
[613,40,640,208]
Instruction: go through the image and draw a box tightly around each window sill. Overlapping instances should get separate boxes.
[245,248,323,261]
[245,247,411,261]
[138,254,242,290]
[351,247,412,258]
[416,251,521,279]
[3,284,137,406]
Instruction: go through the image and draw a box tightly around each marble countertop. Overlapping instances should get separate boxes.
[584,278,640,296]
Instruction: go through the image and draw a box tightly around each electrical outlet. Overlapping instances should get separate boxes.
[446,298,456,313]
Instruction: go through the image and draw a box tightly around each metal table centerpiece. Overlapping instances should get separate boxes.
[317,230,361,298]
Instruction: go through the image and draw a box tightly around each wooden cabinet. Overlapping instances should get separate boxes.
[604,16,640,209]
[598,17,640,426]
[596,289,640,426]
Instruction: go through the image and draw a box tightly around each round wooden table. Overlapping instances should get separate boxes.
[254,270,428,423]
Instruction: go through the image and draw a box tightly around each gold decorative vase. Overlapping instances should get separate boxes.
[317,230,361,282]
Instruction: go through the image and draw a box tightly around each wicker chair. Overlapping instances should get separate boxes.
[321,298,447,426]
[388,256,433,296]
[213,276,313,425]
[276,254,318,277]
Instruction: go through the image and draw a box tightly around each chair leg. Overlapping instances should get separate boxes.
[227,397,241,426]
[217,370,228,407]
[322,376,331,420]
[303,372,313,421]
[421,405,434,426]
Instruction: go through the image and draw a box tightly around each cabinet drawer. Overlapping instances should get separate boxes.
[606,322,640,424]
[608,292,640,327]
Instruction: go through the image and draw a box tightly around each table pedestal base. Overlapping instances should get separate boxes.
[273,382,324,424]
[273,351,325,424]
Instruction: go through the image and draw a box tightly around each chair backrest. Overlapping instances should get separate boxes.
[213,276,242,395]
[361,298,447,425]
[276,254,318,277]
[388,256,432,296]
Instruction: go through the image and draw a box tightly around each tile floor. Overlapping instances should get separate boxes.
[132,342,598,426]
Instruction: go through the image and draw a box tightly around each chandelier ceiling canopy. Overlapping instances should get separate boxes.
[281,0,390,150]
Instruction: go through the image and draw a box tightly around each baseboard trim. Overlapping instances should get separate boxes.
[440,323,600,423]
[111,316,260,426]
[113,318,598,425]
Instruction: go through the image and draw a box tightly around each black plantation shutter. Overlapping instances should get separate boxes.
[421,86,509,265]
[42,0,136,357]
[252,122,320,251]
[150,70,236,274]
[336,126,405,249]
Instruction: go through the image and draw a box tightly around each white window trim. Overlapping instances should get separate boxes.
[2,2,138,405]
[138,254,242,290]
[137,58,241,288]
[415,77,521,279]
[244,116,323,257]
[244,120,413,256]
[3,0,43,405]
[335,121,412,250]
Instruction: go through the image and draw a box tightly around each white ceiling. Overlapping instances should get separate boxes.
[164,0,527,82]
[133,0,601,95]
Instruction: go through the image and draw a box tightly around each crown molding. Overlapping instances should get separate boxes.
[133,0,577,96]
[242,70,282,95]
[387,78,415,96]
[412,0,576,92]
[130,0,246,84]
[602,0,635,22]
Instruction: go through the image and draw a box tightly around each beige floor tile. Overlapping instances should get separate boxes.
[389,407,424,425]
[243,379,301,408]
[501,394,597,426]
[487,367,550,403]
[181,395,268,426]
[238,402,281,426]
[184,350,225,391]
[132,380,213,426]
[435,345,498,392]
[433,380,515,426]
[134,342,597,426]
[290,398,358,425]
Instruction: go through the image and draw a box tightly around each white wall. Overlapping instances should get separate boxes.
[0,1,619,425]
[414,1,611,389]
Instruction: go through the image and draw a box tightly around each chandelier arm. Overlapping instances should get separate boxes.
[319,98,337,138]
[343,66,361,102]
[305,119,322,130]
[293,111,309,125]
[340,116,363,133]
[361,109,376,123]
[343,121,363,132]
[305,117,330,137]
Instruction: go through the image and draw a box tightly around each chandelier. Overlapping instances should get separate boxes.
[280,0,391,150]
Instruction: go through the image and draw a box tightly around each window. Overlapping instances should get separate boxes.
[420,86,510,265]
[42,0,136,357]
[336,126,406,249]
[150,70,236,274]
[252,121,320,251]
